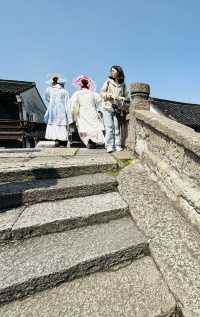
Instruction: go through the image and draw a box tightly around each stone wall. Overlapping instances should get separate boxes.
[134,109,200,233]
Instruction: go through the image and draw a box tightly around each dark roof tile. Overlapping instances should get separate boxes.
[0,79,35,95]
[151,98,200,129]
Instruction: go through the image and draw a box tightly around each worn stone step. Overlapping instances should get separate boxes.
[118,162,199,317]
[1,192,128,241]
[0,153,117,183]
[0,256,179,317]
[0,148,41,153]
[0,217,148,304]
[0,173,117,210]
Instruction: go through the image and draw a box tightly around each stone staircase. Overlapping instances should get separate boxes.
[0,148,179,316]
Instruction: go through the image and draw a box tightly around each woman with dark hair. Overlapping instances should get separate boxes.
[100,66,129,153]
[44,74,72,147]
[71,75,104,148]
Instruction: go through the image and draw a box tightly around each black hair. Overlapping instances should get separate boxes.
[109,65,125,84]
[81,79,89,89]
[52,76,59,85]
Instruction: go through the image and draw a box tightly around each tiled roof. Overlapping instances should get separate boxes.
[150,97,200,129]
[0,79,35,95]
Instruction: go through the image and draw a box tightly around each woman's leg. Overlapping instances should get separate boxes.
[103,110,114,149]
[113,114,121,148]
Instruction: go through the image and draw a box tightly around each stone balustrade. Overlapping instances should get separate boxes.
[125,82,200,232]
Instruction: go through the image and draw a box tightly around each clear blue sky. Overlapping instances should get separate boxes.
[1,0,200,102]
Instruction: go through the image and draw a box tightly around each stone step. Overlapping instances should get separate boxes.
[1,192,128,241]
[118,162,198,317]
[0,256,179,317]
[0,173,117,210]
[0,148,41,153]
[0,153,117,183]
[0,217,148,304]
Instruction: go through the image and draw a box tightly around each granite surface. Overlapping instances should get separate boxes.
[118,162,200,317]
[11,192,128,240]
[0,217,148,303]
[0,257,178,317]
[0,173,117,209]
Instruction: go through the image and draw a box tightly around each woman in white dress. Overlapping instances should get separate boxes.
[71,75,105,149]
[44,74,72,147]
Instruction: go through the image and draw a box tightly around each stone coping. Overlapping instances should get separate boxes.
[135,110,200,157]
[0,148,41,153]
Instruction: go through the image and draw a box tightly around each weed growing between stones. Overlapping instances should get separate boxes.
[105,157,136,176]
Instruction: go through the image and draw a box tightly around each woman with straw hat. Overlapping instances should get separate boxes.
[44,74,72,147]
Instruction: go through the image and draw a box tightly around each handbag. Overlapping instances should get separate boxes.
[106,81,130,114]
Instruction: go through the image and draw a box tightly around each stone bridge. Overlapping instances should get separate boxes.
[0,84,200,316]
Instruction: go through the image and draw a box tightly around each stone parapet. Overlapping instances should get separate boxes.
[122,83,151,151]
[134,110,200,233]
[135,110,200,156]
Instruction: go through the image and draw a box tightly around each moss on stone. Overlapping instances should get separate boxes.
[105,170,121,177]
[22,175,34,182]
[105,157,136,177]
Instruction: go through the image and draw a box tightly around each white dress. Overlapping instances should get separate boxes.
[71,89,105,146]
[44,85,72,141]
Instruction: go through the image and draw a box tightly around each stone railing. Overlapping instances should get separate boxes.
[122,83,150,150]
[127,83,200,232]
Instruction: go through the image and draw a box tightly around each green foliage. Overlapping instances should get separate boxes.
[105,158,136,176]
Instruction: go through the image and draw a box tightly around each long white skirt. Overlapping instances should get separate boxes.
[45,125,68,141]
[77,113,105,146]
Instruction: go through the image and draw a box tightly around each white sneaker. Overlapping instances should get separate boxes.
[106,146,113,153]
[115,146,123,152]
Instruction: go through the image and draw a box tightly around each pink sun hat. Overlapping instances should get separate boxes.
[72,75,96,91]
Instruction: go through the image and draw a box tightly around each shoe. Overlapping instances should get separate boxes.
[115,146,123,152]
[106,146,113,153]
[55,140,60,147]
[59,140,68,147]
[87,139,96,149]
[87,143,92,149]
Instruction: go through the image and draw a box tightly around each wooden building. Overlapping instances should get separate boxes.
[0,79,46,148]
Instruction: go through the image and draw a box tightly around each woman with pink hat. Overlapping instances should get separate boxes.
[71,75,105,149]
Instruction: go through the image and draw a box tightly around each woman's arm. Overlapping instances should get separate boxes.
[94,92,103,112]
[100,80,111,100]
[65,91,73,125]
[70,92,79,121]
[118,84,130,101]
